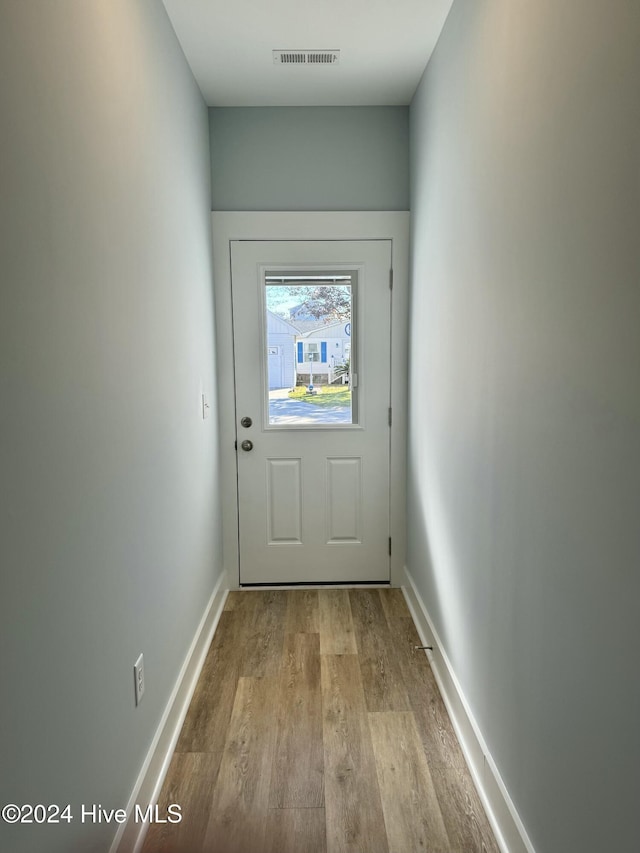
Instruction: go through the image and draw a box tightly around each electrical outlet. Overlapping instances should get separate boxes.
[134,653,145,706]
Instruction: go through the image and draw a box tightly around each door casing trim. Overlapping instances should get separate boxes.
[212,211,410,588]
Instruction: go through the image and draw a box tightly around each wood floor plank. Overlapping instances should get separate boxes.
[141,752,219,853]
[369,711,450,853]
[202,676,278,853]
[430,766,501,853]
[269,632,324,808]
[241,590,287,677]
[386,616,468,773]
[155,589,498,853]
[378,587,411,621]
[318,589,357,655]
[349,589,410,712]
[321,654,389,853]
[285,589,319,633]
[224,589,259,615]
[265,808,327,853]
[175,610,244,754]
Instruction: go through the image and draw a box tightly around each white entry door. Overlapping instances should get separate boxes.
[231,239,392,584]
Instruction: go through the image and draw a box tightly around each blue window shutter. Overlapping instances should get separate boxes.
[321,342,327,363]
[297,342,303,363]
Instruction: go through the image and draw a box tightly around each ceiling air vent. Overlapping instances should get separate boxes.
[273,50,340,66]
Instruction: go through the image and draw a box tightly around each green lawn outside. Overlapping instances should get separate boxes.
[288,385,351,408]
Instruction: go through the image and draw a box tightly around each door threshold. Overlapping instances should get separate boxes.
[239,581,391,590]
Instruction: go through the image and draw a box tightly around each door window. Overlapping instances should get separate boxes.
[264,273,357,427]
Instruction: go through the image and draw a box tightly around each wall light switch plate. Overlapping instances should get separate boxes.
[134,653,145,706]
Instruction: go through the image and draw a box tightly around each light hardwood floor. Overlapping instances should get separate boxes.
[142,589,499,853]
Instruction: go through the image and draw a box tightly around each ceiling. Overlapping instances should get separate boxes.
[162,0,453,107]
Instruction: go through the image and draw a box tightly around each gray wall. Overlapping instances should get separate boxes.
[210,106,409,210]
[408,2,640,851]
[0,2,221,851]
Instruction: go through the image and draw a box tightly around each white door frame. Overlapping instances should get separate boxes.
[212,211,409,588]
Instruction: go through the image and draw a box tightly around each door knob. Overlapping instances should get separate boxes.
[241,439,253,452]
[240,416,252,428]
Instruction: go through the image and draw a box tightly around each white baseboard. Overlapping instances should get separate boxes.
[109,570,229,853]
[402,567,535,853]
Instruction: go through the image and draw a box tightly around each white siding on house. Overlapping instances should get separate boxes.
[266,311,297,389]
[297,321,351,383]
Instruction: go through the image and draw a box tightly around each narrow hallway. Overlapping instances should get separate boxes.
[144,589,499,852]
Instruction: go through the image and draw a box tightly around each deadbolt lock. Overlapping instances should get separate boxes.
[240,416,252,428]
